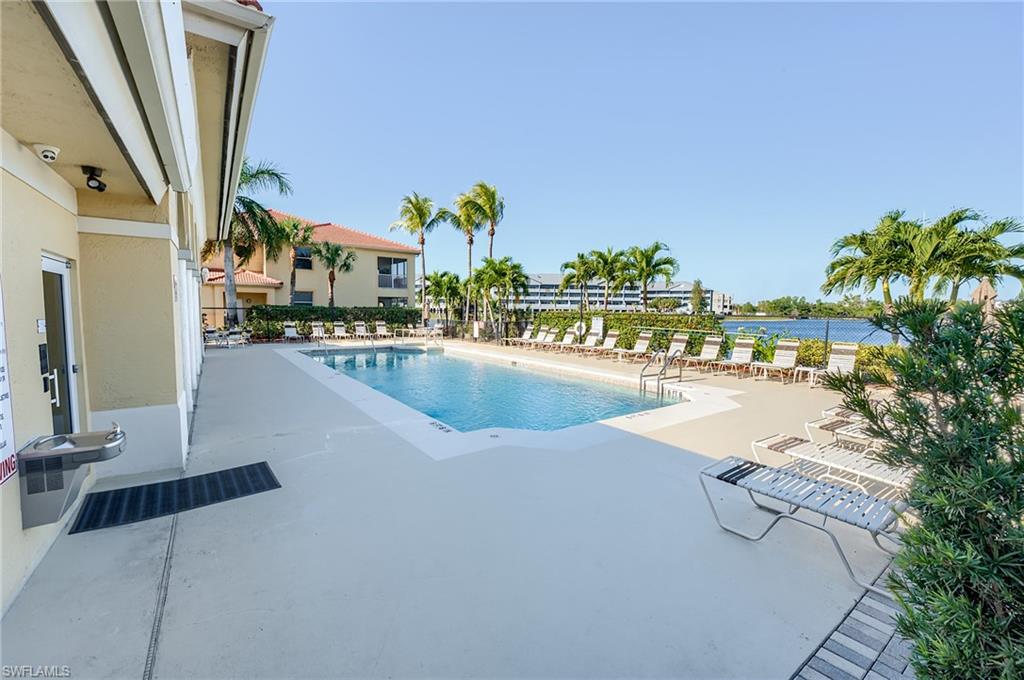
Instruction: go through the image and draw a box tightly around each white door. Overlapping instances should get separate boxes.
[41,255,79,434]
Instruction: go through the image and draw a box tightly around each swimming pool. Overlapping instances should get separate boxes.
[308,349,673,432]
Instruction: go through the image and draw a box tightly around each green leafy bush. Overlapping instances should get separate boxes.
[532,311,720,350]
[823,299,1024,678]
[245,305,422,339]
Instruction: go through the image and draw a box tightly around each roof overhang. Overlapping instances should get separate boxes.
[183,0,274,242]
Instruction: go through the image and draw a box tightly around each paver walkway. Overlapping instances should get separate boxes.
[793,567,916,680]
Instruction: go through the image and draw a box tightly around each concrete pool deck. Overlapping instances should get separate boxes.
[1,341,891,678]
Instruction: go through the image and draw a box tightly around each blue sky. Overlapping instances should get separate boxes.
[247,1,1023,302]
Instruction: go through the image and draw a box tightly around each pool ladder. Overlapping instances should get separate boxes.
[639,349,687,396]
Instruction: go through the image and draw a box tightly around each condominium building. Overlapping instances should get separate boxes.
[1,0,273,611]
[512,274,727,313]
[711,291,734,315]
[200,209,418,326]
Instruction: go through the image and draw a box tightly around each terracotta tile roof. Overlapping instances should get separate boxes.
[269,209,420,254]
[206,268,283,288]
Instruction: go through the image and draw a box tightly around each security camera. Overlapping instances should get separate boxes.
[33,144,60,163]
[82,166,106,193]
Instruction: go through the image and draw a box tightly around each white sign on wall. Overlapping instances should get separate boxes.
[0,277,17,485]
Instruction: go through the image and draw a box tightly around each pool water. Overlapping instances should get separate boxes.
[310,349,673,432]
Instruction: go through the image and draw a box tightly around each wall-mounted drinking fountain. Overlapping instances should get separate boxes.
[17,423,126,529]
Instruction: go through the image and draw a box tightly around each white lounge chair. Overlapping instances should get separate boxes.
[664,332,690,364]
[711,337,756,376]
[751,340,800,383]
[374,321,394,339]
[571,328,601,353]
[547,330,577,351]
[751,433,912,492]
[679,336,722,371]
[353,321,373,341]
[794,342,858,387]
[529,328,558,349]
[612,330,653,362]
[506,324,534,346]
[331,323,349,340]
[585,329,621,357]
[310,322,327,344]
[699,456,904,597]
[283,322,302,343]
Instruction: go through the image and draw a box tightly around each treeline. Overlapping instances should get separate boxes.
[733,295,883,318]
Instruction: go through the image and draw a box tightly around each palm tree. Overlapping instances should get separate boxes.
[460,182,505,258]
[559,253,596,313]
[278,217,315,305]
[438,201,483,323]
[625,242,679,311]
[926,211,1024,304]
[474,257,529,337]
[201,158,291,326]
[312,241,357,308]
[589,247,627,310]
[389,193,445,321]
[424,271,463,328]
[822,210,918,309]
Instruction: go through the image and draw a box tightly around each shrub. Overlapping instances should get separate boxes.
[245,305,422,339]
[532,311,720,350]
[823,299,1024,678]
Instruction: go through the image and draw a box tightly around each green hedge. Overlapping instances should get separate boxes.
[531,311,721,351]
[247,305,421,324]
[244,305,422,340]
[795,338,904,379]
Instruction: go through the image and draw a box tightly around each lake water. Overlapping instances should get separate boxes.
[722,318,895,345]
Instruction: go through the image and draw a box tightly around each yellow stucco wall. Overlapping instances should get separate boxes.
[1,169,94,612]
[77,233,181,410]
[262,246,416,307]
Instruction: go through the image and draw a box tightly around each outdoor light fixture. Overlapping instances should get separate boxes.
[200,267,210,284]
[81,166,106,192]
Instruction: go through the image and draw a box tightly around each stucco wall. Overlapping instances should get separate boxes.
[78,233,181,410]
[1,169,93,613]
[262,246,416,307]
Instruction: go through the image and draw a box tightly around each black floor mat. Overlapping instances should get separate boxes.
[69,462,280,534]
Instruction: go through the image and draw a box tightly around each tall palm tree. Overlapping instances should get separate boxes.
[822,210,918,309]
[625,242,679,311]
[312,241,357,308]
[389,193,445,321]
[438,201,483,323]
[559,253,596,313]
[589,247,627,310]
[460,182,505,258]
[201,158,292,326]
[278,217,315,305]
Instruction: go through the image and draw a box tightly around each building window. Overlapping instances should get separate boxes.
[292,291,314,306]
[294,247,313,270]
[377,257,408,288]
[377,296,408,308]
